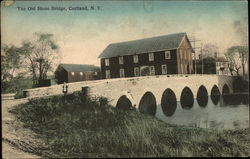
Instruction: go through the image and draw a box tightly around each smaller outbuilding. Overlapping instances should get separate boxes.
[215,57,229,75]
[55,64,100,84]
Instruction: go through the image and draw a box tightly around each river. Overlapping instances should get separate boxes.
[155,94,249,129]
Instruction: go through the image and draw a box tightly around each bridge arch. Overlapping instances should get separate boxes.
[116,95,133,110]
[161,88,177,117]
[139,91,157,116]
[211,85,221,105]
[222,84,230,95]
[197,85,208,107]
[180,86,194,109]
[211,85,221,96]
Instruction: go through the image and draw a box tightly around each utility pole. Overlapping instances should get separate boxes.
[189,37,201,74]
[201,46,203,75]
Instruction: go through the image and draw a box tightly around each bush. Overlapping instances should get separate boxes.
[233,76,249,93]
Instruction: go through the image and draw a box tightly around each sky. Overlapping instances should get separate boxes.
[1,0,248,66]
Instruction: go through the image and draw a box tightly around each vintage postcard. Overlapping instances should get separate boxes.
[1,0,249,158]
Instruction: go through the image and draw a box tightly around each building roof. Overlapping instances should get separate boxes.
[98,32,188,58]
[58,64,100,72]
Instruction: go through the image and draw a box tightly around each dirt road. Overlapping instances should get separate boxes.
[2,98,42,159]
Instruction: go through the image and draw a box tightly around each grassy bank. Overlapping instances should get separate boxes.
[10,92,250,158]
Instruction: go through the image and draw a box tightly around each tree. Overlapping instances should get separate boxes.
[202,43,219,58]
[21,33,61,87]
[226,46,248,77]
[225,52,241,76]
[1,45,24,81]
[195,57,216,74]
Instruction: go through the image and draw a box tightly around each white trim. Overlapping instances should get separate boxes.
[119,56,124,64]
[161,64,167,74]
[119,68,125,77]
[149,53,154,61]
[105,58,109,66]
[177,34,186,49]
[165,51,171,59]
[133,55,138,63]
[177,35,194,53]
[149,66,155,75]
[134,67,140,76]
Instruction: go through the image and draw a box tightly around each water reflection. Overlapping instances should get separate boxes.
[211,95,220,105]
[210,85,221,105]
[180,87,194,109]
[197,85,208,107]
[139,91,157,116]
[222,94,249,106]
[222,84,230,94]
[156,94,249,129]
[161,89,177,117]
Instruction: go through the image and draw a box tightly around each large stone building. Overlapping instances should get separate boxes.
[98,32,194,79]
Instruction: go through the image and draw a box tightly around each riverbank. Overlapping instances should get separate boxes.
[9,92,250,157]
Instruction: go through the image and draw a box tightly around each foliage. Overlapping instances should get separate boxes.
[195,57,216,74]
[202,43,219,58]
[1,75,33,94]
[20,33,61,87]
[233,76,249,93]
[1,45,25,82]
[10,92,250,158]
[1,76,57,97]
[225,46,248,76]
[54,67,67,84]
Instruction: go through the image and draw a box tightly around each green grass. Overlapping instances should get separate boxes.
[10,92,250,158]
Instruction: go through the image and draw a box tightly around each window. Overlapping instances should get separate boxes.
[180,50,182,59]
[134,67,139,76]
[133,55,138,63]
[80,72,83,76]
[106,70,110,79]
[149,53,154,61]
[105,58,109,66]
[119,56,123,64]
[71,72,75,76]
[149,66,155,75]
[165,51,171,59]
[162,65,167,74]
[120,69,125,77]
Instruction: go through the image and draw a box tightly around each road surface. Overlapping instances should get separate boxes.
[2,98,42,159]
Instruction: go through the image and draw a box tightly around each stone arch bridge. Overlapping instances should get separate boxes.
[24,74,234,115]
[83,75,234,113]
